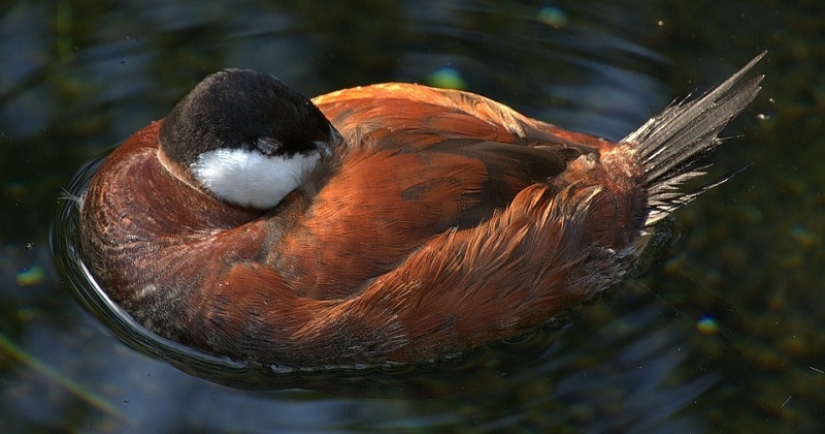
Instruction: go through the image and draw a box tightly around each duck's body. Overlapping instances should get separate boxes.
[78,55,762,367]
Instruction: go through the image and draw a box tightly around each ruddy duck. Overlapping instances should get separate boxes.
[77,54,763,368]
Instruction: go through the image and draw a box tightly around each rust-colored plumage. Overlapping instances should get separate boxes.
[78,55,763,367]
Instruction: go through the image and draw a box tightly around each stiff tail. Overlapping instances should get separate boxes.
[623,52,765,227]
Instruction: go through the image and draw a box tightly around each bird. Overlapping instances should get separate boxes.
[76,53,763,369]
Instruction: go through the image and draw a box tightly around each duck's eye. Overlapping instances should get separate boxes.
[251,137,282,156]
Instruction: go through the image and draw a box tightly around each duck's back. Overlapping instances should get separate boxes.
[270,84,633,301]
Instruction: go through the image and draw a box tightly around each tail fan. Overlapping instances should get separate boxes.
[623,53,765,226]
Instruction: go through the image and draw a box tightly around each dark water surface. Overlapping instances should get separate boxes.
[2,0,822,432]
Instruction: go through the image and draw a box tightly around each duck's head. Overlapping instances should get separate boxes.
[158,69,340,210]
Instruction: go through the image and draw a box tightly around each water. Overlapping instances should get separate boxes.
[2,0,822,432]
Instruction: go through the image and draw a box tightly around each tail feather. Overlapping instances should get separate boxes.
[623,52,765,226]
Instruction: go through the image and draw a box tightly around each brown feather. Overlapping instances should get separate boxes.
[77,56,762,368]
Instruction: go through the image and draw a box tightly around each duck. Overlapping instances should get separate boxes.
[76,53,763,368]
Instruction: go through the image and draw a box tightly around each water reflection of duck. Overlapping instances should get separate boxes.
[76,54,763,368]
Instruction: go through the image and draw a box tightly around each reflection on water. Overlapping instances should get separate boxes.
[2,0,821,432]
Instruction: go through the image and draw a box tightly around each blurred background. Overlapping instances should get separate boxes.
[1,0,823,432]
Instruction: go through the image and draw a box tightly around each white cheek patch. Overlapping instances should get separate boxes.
[192,148,319,209]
